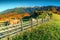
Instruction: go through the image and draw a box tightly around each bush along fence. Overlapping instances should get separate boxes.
[0,16,50,40]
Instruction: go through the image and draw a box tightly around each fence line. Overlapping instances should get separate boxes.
[0,18,50,40]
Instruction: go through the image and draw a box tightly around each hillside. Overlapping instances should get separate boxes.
[0,6,60,21]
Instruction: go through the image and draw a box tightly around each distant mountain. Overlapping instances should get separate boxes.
[1,6,60,14]
[0,6,60,21]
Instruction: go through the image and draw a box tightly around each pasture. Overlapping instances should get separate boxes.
[12,14,60,40]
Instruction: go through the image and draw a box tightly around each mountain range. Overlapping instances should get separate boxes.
[0,6,60,21]
[0,6,60,14]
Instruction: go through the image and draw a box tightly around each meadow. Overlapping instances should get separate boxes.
[11,13,60,40]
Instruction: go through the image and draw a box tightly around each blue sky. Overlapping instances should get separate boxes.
[0,0,60,12]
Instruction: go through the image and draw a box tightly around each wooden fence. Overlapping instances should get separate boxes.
[0,18,49,40]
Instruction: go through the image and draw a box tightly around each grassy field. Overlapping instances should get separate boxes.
[12,14,60,40]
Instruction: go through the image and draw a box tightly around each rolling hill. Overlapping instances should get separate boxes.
[0,6,60,21]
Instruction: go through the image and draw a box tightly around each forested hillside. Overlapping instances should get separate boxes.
[0,6,60,21]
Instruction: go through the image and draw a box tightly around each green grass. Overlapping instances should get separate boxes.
[12,14,60,40]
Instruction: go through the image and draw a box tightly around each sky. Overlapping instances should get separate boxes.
[0,0,60,12]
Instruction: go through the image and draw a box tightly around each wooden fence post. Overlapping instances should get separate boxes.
[43,18,46,23]
[7,36,10,40]
[20,19,23,31]
[37,17,38,25]
[41,18,43,23]
[31,18,33,27]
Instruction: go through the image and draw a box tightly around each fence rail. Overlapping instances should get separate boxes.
[0,18,49,40]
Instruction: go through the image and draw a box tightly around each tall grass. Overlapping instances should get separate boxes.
[12,21,60,40]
